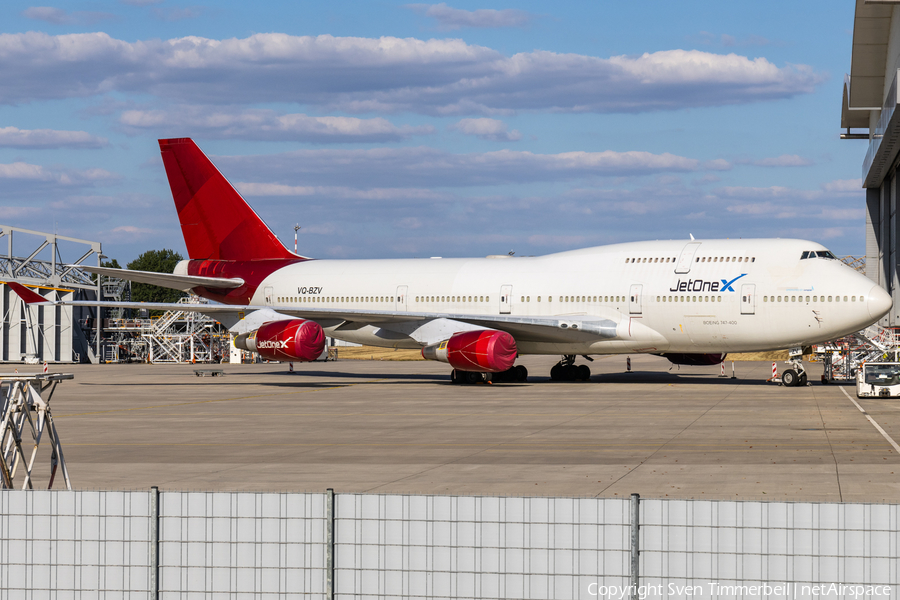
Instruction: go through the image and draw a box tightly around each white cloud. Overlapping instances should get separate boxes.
[119,107,434,142]
[821,179,863,193]
[0,32,824,114]
[735,154,814,167]
[218,147,732,189]
[0,127,108,149]
[449,118,521,141]
[0,161,115,185]
[407,3,533,30]
[235,182,448,202]
[22,6,115,25]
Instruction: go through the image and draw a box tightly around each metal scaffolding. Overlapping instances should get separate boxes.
[0,373,73,490]
[819,323,900,382]
[0,225,102,364]
[95,283,230,364]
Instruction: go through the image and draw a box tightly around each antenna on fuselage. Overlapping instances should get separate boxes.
[689,233,695,241]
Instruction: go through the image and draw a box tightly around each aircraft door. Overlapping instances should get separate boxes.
[396,285,408,311]
[675,242,701,274]
[264,286,274,306]
[741,283,756,315]
[500,285,512,314]
[629,284,643,314]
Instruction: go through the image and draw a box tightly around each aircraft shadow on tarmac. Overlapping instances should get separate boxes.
[264,369,780,387]
[80,369,784,388]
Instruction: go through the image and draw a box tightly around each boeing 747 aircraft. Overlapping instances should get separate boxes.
[5,138,892,386]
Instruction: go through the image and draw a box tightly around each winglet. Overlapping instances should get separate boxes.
[2,282,53,304]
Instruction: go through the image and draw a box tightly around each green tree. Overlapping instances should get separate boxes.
[127,249,185,305]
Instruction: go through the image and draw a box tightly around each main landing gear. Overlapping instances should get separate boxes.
[450,365,528,384]
[549,355,592,382]
[780,347,808,387]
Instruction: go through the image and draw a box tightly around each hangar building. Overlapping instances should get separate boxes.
[844,0,900,325]
[0,225,102,363]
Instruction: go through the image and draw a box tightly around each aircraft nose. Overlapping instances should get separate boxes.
[868,284,893,321]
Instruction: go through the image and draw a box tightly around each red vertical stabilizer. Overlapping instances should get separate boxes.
[159,138,298,261]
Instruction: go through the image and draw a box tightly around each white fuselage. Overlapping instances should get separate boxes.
[249,238,891,355]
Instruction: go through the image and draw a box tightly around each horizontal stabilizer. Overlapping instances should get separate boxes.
[77,265,244,291]
[1,281,53,304]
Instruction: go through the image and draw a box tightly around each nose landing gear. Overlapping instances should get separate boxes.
[780,347,808,387]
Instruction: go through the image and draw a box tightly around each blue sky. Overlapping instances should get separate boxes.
[0,0,868,264]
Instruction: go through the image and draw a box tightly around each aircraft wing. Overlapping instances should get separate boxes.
[3,281,622,344]
[76,265,244,291]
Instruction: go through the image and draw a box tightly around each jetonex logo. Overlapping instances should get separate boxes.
[669,273,746,293]
[258,339,290,349]
[719,274,747,292]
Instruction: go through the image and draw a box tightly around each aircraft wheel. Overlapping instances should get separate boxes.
[515,365,528,383]
[782,369,797,387]
[577,364,591,381]
[466,371,484,384]
[799,372,808,386]
[562,364,577,381]
[550,364,562,381]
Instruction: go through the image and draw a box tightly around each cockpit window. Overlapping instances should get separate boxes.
[801,250,837,260]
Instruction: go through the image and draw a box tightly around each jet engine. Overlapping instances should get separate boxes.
[660,352,727,366]
[421,329,517,373]
[234,319,326,362]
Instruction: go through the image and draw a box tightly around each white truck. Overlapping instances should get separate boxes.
[856,362,900,398]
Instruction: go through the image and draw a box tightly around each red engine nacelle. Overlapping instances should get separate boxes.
[421,330,517,373]
[234,319,326,362]
[660,352,727,366]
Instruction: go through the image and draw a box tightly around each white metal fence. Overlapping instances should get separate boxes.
[1,490,897,599]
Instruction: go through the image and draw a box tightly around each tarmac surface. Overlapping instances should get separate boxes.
[9,355,900,502]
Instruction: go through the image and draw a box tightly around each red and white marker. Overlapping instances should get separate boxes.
[720,362,726,377]
[43,362,48,374]
[772,362,777,380]
[626,357,632,372]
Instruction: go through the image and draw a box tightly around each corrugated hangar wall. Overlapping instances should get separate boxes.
[0,225,102,364]
[0,286,75,363]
